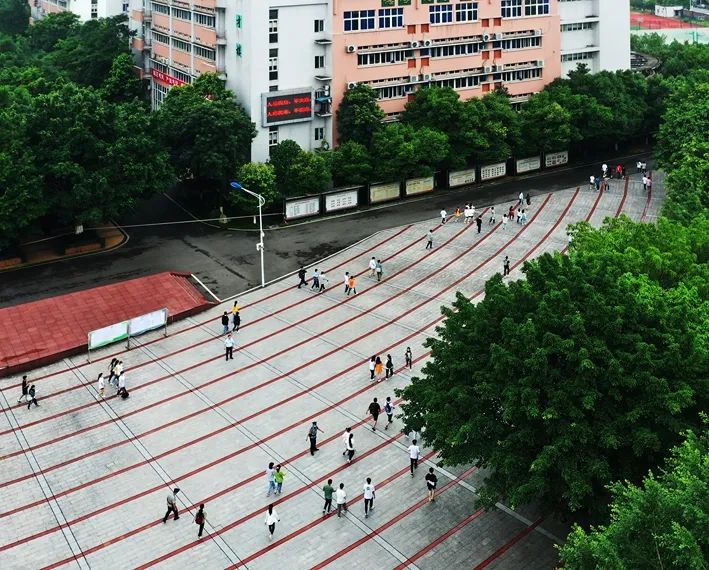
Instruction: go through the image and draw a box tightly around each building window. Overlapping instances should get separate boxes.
[429,5,453,24]
[122,2,128,11]
[562,51,596,62]
[153,82,169,108]
[561,22,595,31]
[151,2,169,14]
[378,8,404,29]
[269,48,278,81]
[314,19,324,32]
[194,45,216,61]
[269,12,278,43]
[357,49,414,66]
[500,36,541,50]
[172,38,192,52]
[152,31,170,45]
[172,7,191,20]
[314,127,324,141]
[456,2,478,22]
[195,12,215,27]
[343,10,375,32]
[525,0,550,16]
[314,55,325,69]
[268,126,279,147]
[501,0,522,18]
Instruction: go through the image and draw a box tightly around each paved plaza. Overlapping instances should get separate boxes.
[0,175,662,569]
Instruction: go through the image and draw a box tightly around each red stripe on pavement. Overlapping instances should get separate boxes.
[1,219,475,434]
[615,176,630,217]
[309,466,479,570]
[2,224,414,391]
[392,510,485,570]
[473,518,543,570]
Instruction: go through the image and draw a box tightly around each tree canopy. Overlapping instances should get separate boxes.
[336,83,385,147]
[0,0,30,37]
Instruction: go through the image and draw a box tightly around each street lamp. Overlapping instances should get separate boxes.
[230,181,266,288]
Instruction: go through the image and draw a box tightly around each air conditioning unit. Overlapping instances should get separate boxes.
[482,33,491,42]
[534,29,543,36]
[409,74,419,82]
[493,32,503,40]
[347,81,359,89]
[410,40,420,48]
[484,65,492,73]
[536,59,544,67]
[422,73,432,81]
[494,64,504,71]
[423,39,432,47]
[346,45,357,53]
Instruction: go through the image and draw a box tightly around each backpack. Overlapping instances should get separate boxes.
[195,511,204,525]
[384,402,393,414]
[119,388,130,399]
[309,425,318,438]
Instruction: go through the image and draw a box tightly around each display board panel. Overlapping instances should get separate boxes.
[88,322,129,350]
[545,151,569,168]
[448,168,477,187]
[129,308,168,337]
[262,89,313,126]
[480,162,507,181]
[369,182,401,204]
[325,189,359,212]
[405,176,434,196]
[285,196,320,220]
[516,156,541,174]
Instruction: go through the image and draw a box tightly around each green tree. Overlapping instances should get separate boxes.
[0,0,30,36]
[474,90,520,164]
[100,53,146,104]
[269,139,304,195]
[331,141,373,187]
[518,90,573,156]
[288,151,331,196]
[397,216,709,518]
[157,74,256,193]
[25,11,79,52]
[559,427,709,569]
[336,83,385,147]
[228,162,279,213]
[371,123,449,182]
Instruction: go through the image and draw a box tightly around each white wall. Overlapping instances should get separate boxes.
[597,0,630,72]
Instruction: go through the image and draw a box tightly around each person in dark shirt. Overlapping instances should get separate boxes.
[425,467,438,502]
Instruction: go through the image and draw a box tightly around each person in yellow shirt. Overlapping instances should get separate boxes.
[231,300,241,332]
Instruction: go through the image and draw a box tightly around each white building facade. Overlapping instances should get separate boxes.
[558,0,630,75]
[32,0,128,22]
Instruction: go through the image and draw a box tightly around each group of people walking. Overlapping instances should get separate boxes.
[17,375,39,409]
[368,354,394,382]
[221,301,241,361]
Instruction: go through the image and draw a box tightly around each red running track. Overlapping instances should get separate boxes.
[473,518,544,569]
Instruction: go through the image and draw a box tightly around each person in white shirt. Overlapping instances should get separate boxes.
[97,373,105,398]
[224,333,235,361]
[335,483,348,517]
[488,206,496,225]
[363,478,376,518]
[344,271,350,294]
[602,163,608,177]
[440,209,447,224]
[318,272,328,293]
[117,372,126,392]
[589,175,595,191]
[408,439,421,477]
[341,427,351,457]
[518,191,524,204]
[368,257,377,277]
[264,504,279,540]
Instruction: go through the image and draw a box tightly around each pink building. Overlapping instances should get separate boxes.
[331,0,561,140]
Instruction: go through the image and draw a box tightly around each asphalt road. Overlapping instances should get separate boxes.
[0,150,652,308]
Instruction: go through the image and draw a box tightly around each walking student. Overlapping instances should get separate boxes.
[318,272,328,292]
[274,465,285,495]
[503,256,511,276]
[476,216,482,234]
[368,256,377,278]
[374,357,384,382]
[408,439,421,476]
[405,347,413,369]
[232,310,241,332]
[367,398,382,431]
[440,208,447,224]
[17,375,29,404]
[221,311,230,334]
[266,462,276,496]
[322,479,335,514]
[162,488,180,523]
[117,371,128,398]
[369,356,376,380]
[375,259,383,282]
[26,385,39,409]
[264,504,280,540]
[297,267,307,288]
[454,207,462,222]
[344,271,350,294]
[97,373,105,398]
[311,268,320,290]
[489,207,496,225]
[525,192,531,206]
[195,504,207,537]
[425,229,434,250]
[224,333,235,361]
[341,426,351,456]
[518,191,524,205]
[307,421,323,455]
[384,397,395,430]
[108,358,118,385]
[336,483,348,517]
[502,213,508,230]
[385,354,394,379]
[345,432,355,463]
[347,275,357,295]
[425,467,438,502]
[363,478,376,518]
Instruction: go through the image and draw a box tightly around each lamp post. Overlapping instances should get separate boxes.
[230,181,266,288]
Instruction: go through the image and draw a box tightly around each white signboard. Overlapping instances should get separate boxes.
[545,151,569,168]
[448,168,476,188]
[405,176,434,196]
[88,321,129,350]
[285,197,320,220]
[516,156,541,174]
[369,182,400,204]
[129,308,168,336]
[324,189,359,213]
[480,162,507,181]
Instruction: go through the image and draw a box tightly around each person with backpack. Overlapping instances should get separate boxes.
[17,375,28,405]
[195,504,207,537]
[264,504,280,540]
[297,267,307,288]
[384,397,395,430]
[274,465,286,495]
[162,488,180,523]
[385,354,394,378]
[425,467,438,502]
[27,385,39,409]
[363,478,376,518]
[306,421,323,455]
[367,398,382,431]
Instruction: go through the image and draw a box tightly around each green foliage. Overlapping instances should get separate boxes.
[229,162,279,213]
[331,141,373,187]
[397,217,709,518]
[268,139,331,196]
[25,12,79,52]
[559,426,709,569]
[0,0,30,36]
[336,83,385,147]
[100,53,146,104]
[631,34,709,77]
[269,139,304,195]
[157,74,256,193]
[371,123,449,182]
[517,90,573,156]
